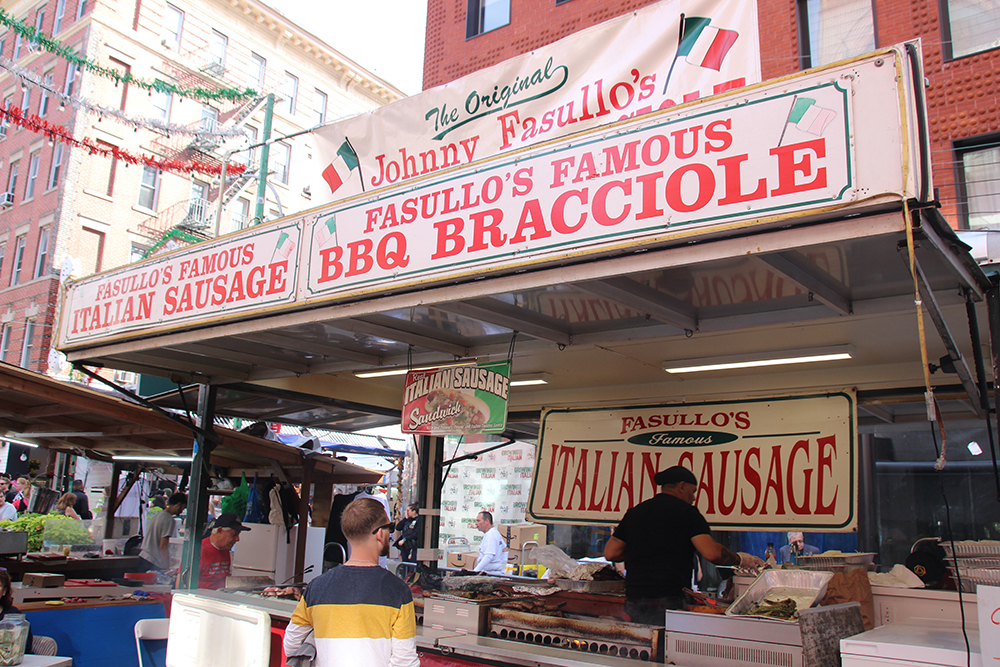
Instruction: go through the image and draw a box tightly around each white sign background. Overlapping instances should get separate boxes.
[313,0,761,203]
[528,392,857,529]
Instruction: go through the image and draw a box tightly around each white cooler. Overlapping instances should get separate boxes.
[840,623,982,667]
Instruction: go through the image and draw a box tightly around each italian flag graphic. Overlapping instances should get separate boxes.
[274,232,296,260]
[677,16,738,71]
[777,95,838,146]
[786,97,837,135]
[315,213,337,248]
[321,140,360,195]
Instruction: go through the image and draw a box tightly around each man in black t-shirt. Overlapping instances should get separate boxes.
[604,465,763,625]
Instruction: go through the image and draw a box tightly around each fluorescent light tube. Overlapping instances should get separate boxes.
[664,345,853,374]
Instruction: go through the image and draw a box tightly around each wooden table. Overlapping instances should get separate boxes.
[0,556,140,582]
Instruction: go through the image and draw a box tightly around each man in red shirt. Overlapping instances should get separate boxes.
[199,513,250,589]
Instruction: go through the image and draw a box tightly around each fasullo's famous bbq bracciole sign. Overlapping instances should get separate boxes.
[528,392,857,530]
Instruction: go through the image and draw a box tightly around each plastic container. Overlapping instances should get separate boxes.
[125,572,159,585]
[0,613,30,666]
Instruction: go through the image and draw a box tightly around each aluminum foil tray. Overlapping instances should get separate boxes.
[725,570,833,620]
[941,540,1000,559]
[796,552,875,571]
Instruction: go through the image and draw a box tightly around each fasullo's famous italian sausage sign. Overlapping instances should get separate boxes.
[528,392,856,530]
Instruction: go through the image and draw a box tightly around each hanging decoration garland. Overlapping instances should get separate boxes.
[0,55,252,139]
[0,8,258,103]
[0,104,248,177]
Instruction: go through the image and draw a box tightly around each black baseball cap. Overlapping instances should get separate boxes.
[214,513,251,532]
[654,466,697,486]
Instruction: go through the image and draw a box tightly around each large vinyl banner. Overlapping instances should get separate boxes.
[313,0,761,203]
[527,393,857,530]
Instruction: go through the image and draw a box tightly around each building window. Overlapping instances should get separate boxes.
[137,165,161,210]
[163,4,183,48]
[0,96,10,139]
[282,72,298,115]
[29,11,45,52]
[6,160,18,197]
[312,89,327,125]
[64,61,78,96]
[200,105,219,133]
[272,141,290,184]
[250,53,266,89]
[47,144,64,189]
[80,228,104,274]
[245,125,258,167]
[54,0,67,33]
[129,242,148,263]
[13,24,23,60]
[92,139,117,196]
[39,71,53,116]
[19,86,29,116]
[0,243,4,278]
[11,234,25,286]
[151,90,172,121]
[24,152,39,200]
[76,0,88,20]
[0,324,9,362]
[33,226,49,279]
[234,197,251,229]
[797,0,875,68]
[466,0,510,38]
[956,138,1000,229]
[110,58,130,109]
[555,0,574,4]
[942,0,1000,59]
[19,320,35,369]
[209,30,227,70]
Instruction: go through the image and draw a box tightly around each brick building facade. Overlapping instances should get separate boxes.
[0,0,402,375]
[424,0,1000,230]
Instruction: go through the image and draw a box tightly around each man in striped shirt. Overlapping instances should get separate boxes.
[284,498,419,667]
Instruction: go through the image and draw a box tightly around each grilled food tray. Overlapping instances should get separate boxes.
[552,578,625,593]
[725,570,833,621]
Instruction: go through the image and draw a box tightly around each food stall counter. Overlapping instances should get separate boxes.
[416,628,651,667]
[0,556,140,582]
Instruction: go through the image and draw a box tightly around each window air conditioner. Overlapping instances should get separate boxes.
[0,192,14,207]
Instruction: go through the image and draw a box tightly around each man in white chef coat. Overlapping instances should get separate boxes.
[474,511,507,574]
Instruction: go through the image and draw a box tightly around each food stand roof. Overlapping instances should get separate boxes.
[59,208,991,430]
[0,361,382,484]
[55,47,994,431]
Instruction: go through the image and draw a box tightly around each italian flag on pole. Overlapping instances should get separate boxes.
[677,16,738,70]
[321,140,360,195]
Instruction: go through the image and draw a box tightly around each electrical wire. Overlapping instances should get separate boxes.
[929,422,972,667]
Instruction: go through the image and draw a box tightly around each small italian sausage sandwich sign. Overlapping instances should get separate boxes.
[528,391,856,530]
[402,361,511,435]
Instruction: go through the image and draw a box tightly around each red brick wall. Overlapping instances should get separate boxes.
[424,0,1000,228]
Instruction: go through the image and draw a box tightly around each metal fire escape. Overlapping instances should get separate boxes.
[135,47,275,254]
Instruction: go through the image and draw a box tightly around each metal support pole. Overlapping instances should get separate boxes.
[178,384,217,589]
[253,94,274,225]
[857,433,879,553]
[103,461,122,540]
[984,280,1000,502]
[416,435,443,571]
[294,457,314,583]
